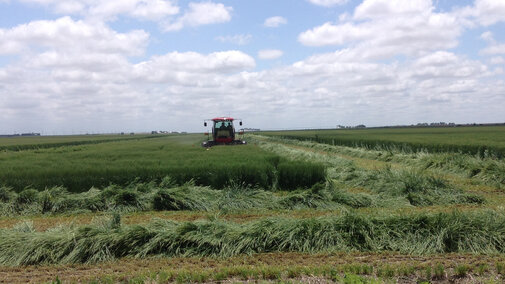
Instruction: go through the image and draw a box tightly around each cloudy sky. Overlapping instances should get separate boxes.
[0,0,504,134]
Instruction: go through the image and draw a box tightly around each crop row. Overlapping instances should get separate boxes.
[335,165,486,206]
[276,134,505,158]
[0,180,373,216]
[0,137,325,191]
[1,172,486,216]
[0,161,324,192]
[1,210,504,265]
[253,134,505,190]
[0,135,163,152]
[261,126,505,155]
[250,135,487,206]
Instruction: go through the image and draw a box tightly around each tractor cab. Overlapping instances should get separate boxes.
[202,117,246,147]
[213,119,235,143]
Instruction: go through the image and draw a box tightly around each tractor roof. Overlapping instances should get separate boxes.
[212,117,234,121]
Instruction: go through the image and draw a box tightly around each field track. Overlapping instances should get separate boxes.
[1,252,504,283]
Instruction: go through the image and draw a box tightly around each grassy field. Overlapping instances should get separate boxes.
[261,125,505,157]
[0,134,324,191]
[0,133,162,151]
[0,128,505,283]
[0,134,141,146]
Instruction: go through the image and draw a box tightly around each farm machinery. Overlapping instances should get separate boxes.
[202,117,247,147]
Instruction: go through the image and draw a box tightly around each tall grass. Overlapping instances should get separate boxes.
[251,136,486,207]
[256,134,505,190]
[253,136,486,207]
[415,153,505,189]
[0,136,325,191]
[277,162,326,189]
[0,180,372,216]
[279,134,505,158]
[1,210,504,265]
[262,126,505,158]
[0,135,162,152]
[337,166,485,206]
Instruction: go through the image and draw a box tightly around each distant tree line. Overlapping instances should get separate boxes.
[336,122,505,129]
[0,133,40,138]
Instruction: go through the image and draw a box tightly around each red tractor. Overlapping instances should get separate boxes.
[202,117,247,147]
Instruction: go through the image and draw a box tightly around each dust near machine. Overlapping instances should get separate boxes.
[202,117,247,147]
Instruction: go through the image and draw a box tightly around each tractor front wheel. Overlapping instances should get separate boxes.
[202,141,215,148]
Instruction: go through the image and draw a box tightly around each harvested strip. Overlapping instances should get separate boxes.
[1,211,505,265]
[0,209,339,232]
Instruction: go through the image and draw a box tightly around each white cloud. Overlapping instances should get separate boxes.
[413,51,458,66]
[307,0,347,7]
[481,44,505,55]
[354,0,432,19]
[163,2,232,32]
[53,1,86,14]
[452,0,505,28]
[1,0,505,133]
[282,50,492,117]
[0,48,256,133]
[263,16,287,27]
[101,0,179,21]
[215,34,252,45]
[28,51,130,74]
[479,32,505,56]
[410,51,487,79]
[145,50,255,73]
[490,56,505,65]
[258,49,283,60]
[480,31,494,42]
[133,50,256,82]
[472,0,505,26]
[298,22,369,46]
[299,0,461,59]
[19,0,180,21]
[1,43,503,133]
[0,17,149,56]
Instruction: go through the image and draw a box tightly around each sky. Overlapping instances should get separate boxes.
[0,0,504,134]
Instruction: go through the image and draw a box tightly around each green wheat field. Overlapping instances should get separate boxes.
[0,126,504,283]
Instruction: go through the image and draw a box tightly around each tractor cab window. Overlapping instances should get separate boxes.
[214,120,233,139]
[214,121,233,129]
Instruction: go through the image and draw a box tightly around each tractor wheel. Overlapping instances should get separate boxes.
[202,141,212,148]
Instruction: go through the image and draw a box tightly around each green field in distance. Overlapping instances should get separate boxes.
[261,125,505,157]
